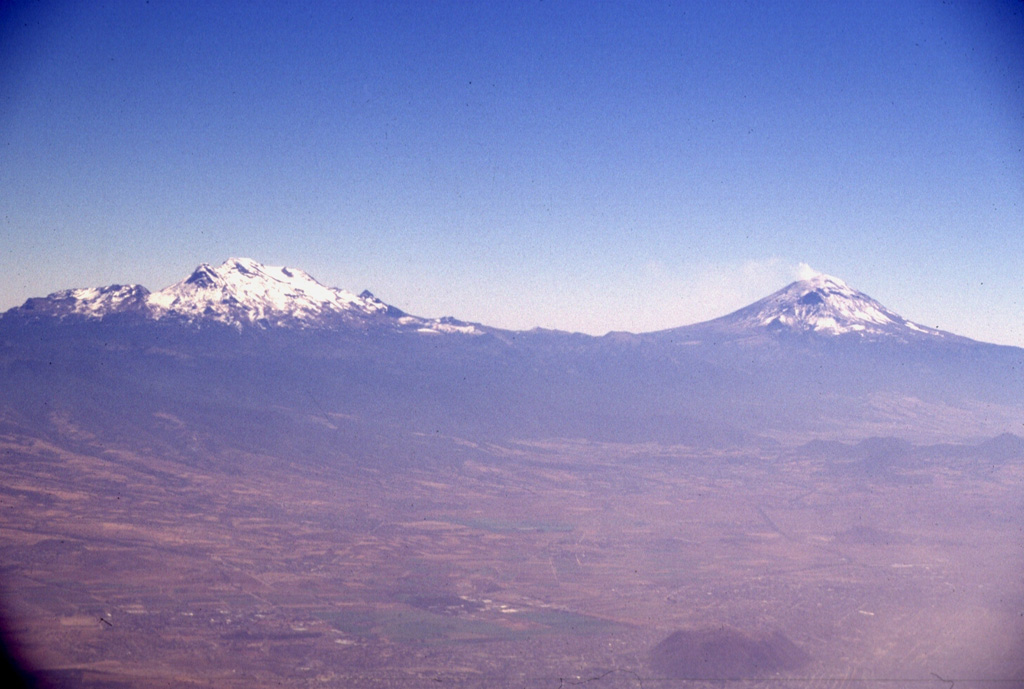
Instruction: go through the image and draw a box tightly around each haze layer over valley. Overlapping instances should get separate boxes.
[0,259,1021,688]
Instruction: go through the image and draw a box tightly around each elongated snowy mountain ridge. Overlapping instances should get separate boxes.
[10,257,482,334]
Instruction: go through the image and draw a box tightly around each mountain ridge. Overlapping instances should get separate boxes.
[7,257,483,335]
[1,258,998,348]
[1,258,1022,448]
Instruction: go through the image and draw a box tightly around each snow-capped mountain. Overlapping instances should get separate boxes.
[658,272,959,342]
[2,259,1022,446]
[147,257,397,328]
[8,258,482,334]
[0,261,979,344]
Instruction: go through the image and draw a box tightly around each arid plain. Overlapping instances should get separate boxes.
[1,414,1021,689]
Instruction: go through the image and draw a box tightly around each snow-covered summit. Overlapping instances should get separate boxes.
[146,257,394,328]
[9,258,483,335]
[670,272,952,341]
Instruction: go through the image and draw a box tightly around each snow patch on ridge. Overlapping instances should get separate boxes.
[16,284,151,319]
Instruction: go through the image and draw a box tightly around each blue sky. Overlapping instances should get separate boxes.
[1,1,1022,343]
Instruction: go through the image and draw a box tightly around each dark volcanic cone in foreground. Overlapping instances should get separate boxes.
[650,626,810,679]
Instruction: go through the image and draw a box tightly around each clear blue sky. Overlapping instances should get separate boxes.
[1,1,1022,343]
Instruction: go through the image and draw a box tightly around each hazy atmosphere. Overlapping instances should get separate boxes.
[2,4,1024,687]
[1,1,1022,343]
